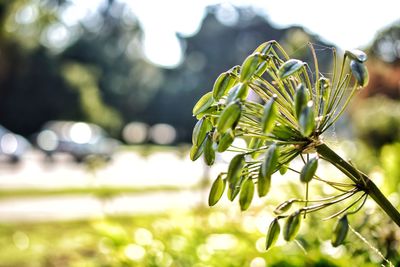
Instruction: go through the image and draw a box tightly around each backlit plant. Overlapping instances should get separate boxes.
[190,40,400,250]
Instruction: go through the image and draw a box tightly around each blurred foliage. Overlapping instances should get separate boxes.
[351,96,400,150]
[0,209,383,267]
[0,1,333,141]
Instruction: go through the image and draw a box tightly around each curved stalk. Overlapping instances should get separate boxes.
[316,143,400,227]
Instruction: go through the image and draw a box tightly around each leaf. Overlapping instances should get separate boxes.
[239,178,254,211]
[208,175,226,206]
[300,157,318,183]
[331,215,349,247]
[261,96,278,134]
[283,210,302,241]
[299,101,315,137]
[192,118,213,146]
[240,53,264,82]
[266,218,281,250]
[217,129,235,152]
[217,101,242,133]
[278,59,305,79]
[203,134,215,166]
[193,92,214,116]
[254,40,276,55]
[212,72,238,100]
[350,60,369,87]
[294,84,308,119]
[345,49,367,63]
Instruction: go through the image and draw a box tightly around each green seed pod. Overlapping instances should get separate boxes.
[299,101,315,137]
[261,96,278,134]
[239,178,255,211]
[331,215,349,247]
[274,199,295,215]
[345,49,367,63]
[217,129,235,152]
[254,40,276,55]
[283,210,302,241]
[300,157,318,183]
[228,65,241,76]
[208,175,226,206]
[217,101,242,133]
[266,218,281,250]
[196,105,218,121]
[294,84,308,119]
[258,144,278,197]
[350,60,369,87]
[192,117,213,146]
[190,141,204,161]
[204,134,215,166]
[254,61,268,77]
[227,181,241,201]
[226,83,248,103]
[227,154,245,186]
[213,72,238,100]
[260,143,279,179]
[240,53,264,82]
[193,92,214,116]
[278,59,305,79]
[279,164,288,175]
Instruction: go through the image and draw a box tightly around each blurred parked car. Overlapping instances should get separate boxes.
[0,125,31,163]
[36,121,120,162]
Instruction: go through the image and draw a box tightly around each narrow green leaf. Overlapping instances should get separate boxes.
[350,60,369,87]
[212,72,238,100]
[331,215,349,247]
[261,96,278,134]
[278,59,305,79]
[283,210,302,241]
[204,134,215,166]
[239,178,254,211]
[208,175,226,206]
[192,118,212,146]
[193,92,214,116]
[294,84,308,119]
[240,53,264,82]
[345,49,367,63]
[299,101,315,137]
[217,129,235,152]
[300,157,318,183]
[227,154,245,186]
[266,218,281,250]
[217,101,242,133]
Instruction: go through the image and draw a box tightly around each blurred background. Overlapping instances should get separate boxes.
[0,0,400,266]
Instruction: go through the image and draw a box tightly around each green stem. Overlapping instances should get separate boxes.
[316,143,400,227]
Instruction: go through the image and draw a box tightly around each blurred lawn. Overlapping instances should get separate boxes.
[0,208,377,267]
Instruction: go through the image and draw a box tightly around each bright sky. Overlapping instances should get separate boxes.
[68,0,400,68]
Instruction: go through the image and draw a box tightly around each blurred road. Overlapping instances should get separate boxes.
[0,149,216,222]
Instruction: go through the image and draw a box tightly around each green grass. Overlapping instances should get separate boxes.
[0,185,197,199]
[0,208,378,267]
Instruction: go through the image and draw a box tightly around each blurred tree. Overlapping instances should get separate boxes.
[139,6,334,142]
